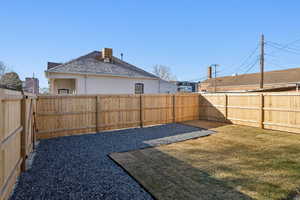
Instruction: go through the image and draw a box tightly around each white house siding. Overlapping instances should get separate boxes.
[84,76,159,94]
[159,80,177,94]
[47,73,176,94]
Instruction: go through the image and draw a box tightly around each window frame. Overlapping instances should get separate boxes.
[134,83,144,94]
[58,89,70,94]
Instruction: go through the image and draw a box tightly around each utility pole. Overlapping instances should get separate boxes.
[260,34,264,89]
[211,64,219,93]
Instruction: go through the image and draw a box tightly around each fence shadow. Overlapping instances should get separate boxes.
[110,147,254,200]
[181,119,231,130]
[199,95,231,124]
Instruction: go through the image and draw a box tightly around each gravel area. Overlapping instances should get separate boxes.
[10,123,214,200]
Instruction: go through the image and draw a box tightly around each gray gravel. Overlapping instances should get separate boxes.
[10,123,213,200]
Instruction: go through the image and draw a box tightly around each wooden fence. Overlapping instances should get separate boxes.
[36,93,300,139]
[2,91,300,199]
[0,89,36,200]
[36,94,200,139]
[200,93,300,133]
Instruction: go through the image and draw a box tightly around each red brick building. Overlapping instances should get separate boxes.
[23,77,39,94]
[199,67,300,92]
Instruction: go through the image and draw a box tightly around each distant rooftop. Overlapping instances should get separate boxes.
[202,67,300,86]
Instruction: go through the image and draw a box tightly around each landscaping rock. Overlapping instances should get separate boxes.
[10,123,213,200]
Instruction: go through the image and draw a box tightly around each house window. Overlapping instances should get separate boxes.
[135,83,144,94]
[58,89,70,94]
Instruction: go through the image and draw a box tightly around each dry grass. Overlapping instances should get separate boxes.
[110,120,300,200]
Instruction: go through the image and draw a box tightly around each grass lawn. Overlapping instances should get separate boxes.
[110,120,300,200]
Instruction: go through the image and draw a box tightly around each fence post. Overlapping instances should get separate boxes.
[140,94,143,128]
[0,97,4,145]
[173,94,176,123]
[31,98,35,149]
[20,95,27,172]
[198,94,201,120]
[224,94,228,122]
[33,97,37,148]
[259,94,264,129]
[96,96,99,132]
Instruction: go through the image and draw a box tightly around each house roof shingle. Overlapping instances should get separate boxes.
[46,51,158,79]
[202,67,300,86]
[47,62,62,70]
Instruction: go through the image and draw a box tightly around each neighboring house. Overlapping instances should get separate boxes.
[177,81,198,92]
[45,48,177,95]
[0,72,23,91]
[23,77,39,94]
[199,66,300,92]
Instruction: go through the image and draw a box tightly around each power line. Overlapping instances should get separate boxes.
[263,38,300,71]
[187,77,207,82]
[243,57,260,74]
[264,53,278,58]
[266,41,300,52]
[279,37,300,47]
[236,44,259,71]
[265,60,287,69]
[265,43,300,55]
[266,37,300,56]
[191,37,300,84]
[265,59,300,70]
[219,44,259,76]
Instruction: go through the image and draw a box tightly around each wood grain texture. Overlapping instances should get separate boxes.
[0,89,36,200]
[36,92,300,140]
[200,93,300,133]
[36,94,201,139]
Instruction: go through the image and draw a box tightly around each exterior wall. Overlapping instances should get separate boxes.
[159,80,177,94]
[198,82,210,92]
[53,79,76,94]
[48,74,84,94]
[47,73,177,94]
[204,84,261,92]
[85,76,159,94]
[24,78,39,94]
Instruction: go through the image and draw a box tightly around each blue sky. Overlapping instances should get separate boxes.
[1,1,300,87]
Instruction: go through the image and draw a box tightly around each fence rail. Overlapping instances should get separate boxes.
[0,89,36,200]
[2,91,300,200]
[36,93,300,139]
[36,94,200,139]
[200,93,300,133]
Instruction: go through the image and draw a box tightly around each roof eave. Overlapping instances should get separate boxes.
[46,71,159,80]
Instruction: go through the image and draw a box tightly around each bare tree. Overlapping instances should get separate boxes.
[152,65,177,81]
[0,61,9,77]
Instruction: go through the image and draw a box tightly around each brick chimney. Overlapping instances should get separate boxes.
[102,48,113,62]
[208,66,212,79]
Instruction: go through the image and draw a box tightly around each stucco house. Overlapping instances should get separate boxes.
[45,48,177,94]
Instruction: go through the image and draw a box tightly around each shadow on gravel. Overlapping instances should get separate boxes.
[10,123,213,200]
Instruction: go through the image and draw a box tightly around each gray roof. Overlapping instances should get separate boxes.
[46,51,158,79]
